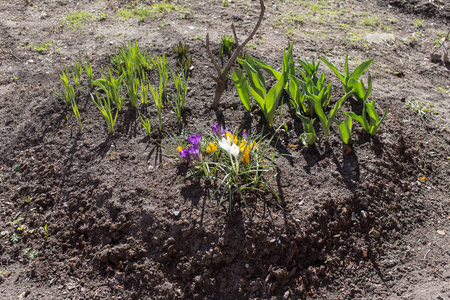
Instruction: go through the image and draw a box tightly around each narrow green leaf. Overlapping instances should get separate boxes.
[319,55,345,85]
[254,58,282,81]
[264,78,285,126]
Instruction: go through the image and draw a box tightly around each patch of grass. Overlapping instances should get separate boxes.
[33,41,52,53]
[381,23,391,33]
[117,8,134,20]
[117,2,179,21]
[414,18,424,28]
[158,20,170,28]
[361,16,380,29]
[64,11,93,29]
[405,100,438,120]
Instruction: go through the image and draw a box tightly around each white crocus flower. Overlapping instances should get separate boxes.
[218,136,232,152]
[218,135,240,175]
[229,143,240,158]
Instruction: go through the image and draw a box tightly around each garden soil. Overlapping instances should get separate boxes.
[0,0,449,299]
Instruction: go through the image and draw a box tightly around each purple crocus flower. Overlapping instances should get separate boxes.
[187,133,202,146]
[242,129,248,138]
[220,126,230,138]
[211,124,220,138]
[188,144,202,162]
[179,148,190,163]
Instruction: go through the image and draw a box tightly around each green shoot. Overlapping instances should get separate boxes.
[344,100,388,136]
[39,224,49,238]
[236,54,286,127]
[123,68,139,107]
[91,93,118,134]
[71,99,82,130]
[54,67,75,108]
[253,42,295,88]
[219,35,234,58]
[148,78,164,132]
[111,41,151,77]
[405,100,438,120]
[139,114,152,137]
[287,74,310,116]
[307,90,353,141]
[169,69,188,123]
[140,73,149,104]
[231,68,251,111]
[83,60,94,89]
[23,248,39,259]
[335,115,353,144]
[319,54,373,97]
[297,58,320,83]
[172,41,192,78]
[151,52,169,96]
[297,114,318,146]
[93,67,123,109]
[73,60,82,94]
[173,41,189,57]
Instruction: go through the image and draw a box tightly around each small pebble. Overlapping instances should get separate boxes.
[437,230,445,236]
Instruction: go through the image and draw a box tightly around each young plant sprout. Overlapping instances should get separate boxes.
[83,60,94,89]
[122,67,140,107]
[148,76,164,132]
[151,52,169,96]
[342,73,388,136]
[234,54,286,127]
[91,93,118,134]
[219,35,234,58]
[319,54,373,99]
[140,73,149,104]
[335,115,353,145]
[54,67,75,108]
[71,98,82,130]
[93,67,124,109]
[139,113,152,137]
[306,90,353,141]
[169,68,188,123]
[297,114,318,146]
[344,100,388,136]
[73,60,82,94]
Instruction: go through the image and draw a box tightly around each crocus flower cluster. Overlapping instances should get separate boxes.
[212,124,257,164]
[178,133,202,163]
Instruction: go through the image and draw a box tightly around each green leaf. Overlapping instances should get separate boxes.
[231,69,251,111]
[264,77,285,126]
[297,114,317,146]
[344,111,367,131]
[237,57,266,99]
[335,115,353,144]
[351,59,374,80]
[348,77,365,101]
[319,55,345,85]
[249,86,265,109]
[254,58,282,81]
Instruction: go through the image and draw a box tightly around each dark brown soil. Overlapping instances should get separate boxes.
[0,0,449,299]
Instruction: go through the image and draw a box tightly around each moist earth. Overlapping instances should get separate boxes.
[0,0,449,299]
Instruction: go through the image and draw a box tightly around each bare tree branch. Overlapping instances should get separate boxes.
[205,0,265,110]
[205,33,222,76]
[231,24,240,49]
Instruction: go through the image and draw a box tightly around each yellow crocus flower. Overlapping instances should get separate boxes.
[206,142,218,153]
